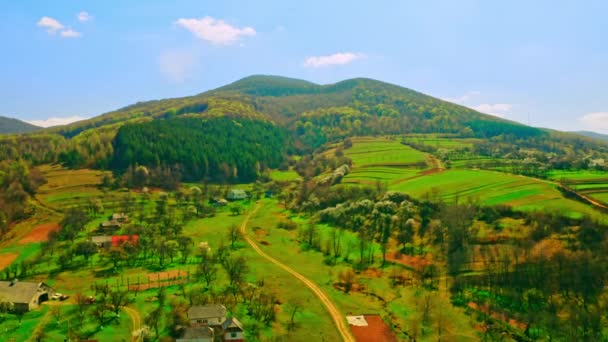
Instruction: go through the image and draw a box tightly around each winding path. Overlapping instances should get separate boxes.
[240,202,355,342]
[123,306,142,342]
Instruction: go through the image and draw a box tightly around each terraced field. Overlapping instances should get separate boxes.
[391,169,601,218]
[344,137,427,167]
[36,165,119,210]
[548,170,608,206]
[340,137,430,186]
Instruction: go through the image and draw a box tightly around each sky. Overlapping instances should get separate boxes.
[1,0,607,132]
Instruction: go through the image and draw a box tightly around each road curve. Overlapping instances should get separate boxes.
[123,306,142,342]
[241,202,356,342]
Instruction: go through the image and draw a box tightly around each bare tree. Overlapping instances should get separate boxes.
[228,224,242,248]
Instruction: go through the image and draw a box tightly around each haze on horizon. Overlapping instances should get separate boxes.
[2,0,607,132]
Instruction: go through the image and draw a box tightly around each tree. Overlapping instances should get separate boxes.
[109,289,129,315]
[228,224,242,248]
[197,250,218,288]
[229,203,243,216]
[224,256,248,286]
[338,269,356,293]
[74,241,98,262]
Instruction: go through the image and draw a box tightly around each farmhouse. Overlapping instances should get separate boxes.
[91,235,112,248]
[0,280,54,312]
[91,235,139,248]
[188,304,227,326]
[111,213,129,222]
[98,220,122,233]
[227,189,248,201]
[223,317,245,342]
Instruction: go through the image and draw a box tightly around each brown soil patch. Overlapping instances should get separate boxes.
[0,253,19,271]
[129,279,187,291]
[18,223,59,244]
[350,314,398,342]
[386,252,432,271]
[362,268,383,278]
[147,270,187,282]
[255,228,269,237]
[260,240,270,246]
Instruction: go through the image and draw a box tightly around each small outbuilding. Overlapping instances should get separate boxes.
[177,326,214,342]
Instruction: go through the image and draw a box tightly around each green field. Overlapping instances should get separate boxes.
[343,167,421,185]
[403,136,479,150]
[269,169,301,182]
[340,137,430,187]
[344,137,428,167]
[389,169,602,218]
[547,170,608,205]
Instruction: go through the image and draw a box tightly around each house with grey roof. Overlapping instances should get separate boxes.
[0,280,54,312]
[188,304,227,326]
[227,189,248,201]
[91,235,112,248]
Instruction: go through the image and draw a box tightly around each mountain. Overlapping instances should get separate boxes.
[0,116,40,134]
[2,75,605,175]
[46,75,534,138]
[573,130,608,142]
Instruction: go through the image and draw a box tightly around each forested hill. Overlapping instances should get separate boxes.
[0,116,40,134]
[1,75,607,177]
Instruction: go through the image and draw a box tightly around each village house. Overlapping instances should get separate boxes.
[226,189,248,201]
[223,317,245,342]
[111,213,129,222]
[98,220,122,233]
[0,280,54,312]
[188,304,227,326]
[184,304,245,341]
[91,235,139,248]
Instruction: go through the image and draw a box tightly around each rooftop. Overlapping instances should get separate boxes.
[187,304,227,320]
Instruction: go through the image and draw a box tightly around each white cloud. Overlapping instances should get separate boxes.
[37,16,64,34]
[175,16,256,45]
[471,103,512,117]
[26,115,87,128]
[158,50,198,83]
[443,90,480,104]
[580,112,608,132]
[60,29,82,38]
[77,11,93,23]
[304,52,362,68]
[442,91,512,118]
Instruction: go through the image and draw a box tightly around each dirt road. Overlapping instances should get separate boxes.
[123,306,142,342]
[240,202,355,342]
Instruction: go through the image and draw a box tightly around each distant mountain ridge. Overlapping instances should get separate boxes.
[573,131,608,142]
[0,116,40,134]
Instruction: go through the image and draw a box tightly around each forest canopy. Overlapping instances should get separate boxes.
[111,117,288,183]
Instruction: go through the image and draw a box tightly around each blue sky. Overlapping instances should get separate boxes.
[2,0,608,132]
